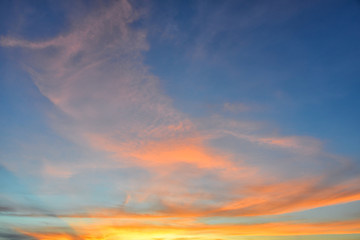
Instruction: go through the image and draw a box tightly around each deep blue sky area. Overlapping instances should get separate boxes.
[144,0,360,156]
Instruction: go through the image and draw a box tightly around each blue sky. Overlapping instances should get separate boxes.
[0,0,360,239]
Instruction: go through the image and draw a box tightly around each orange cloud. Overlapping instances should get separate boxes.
[216,176,360,216]
[131,139,233,170]
[85,129,252,181]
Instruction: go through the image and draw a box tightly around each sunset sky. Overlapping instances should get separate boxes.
[1,0,360,239]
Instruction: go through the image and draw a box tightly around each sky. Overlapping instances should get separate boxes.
[0,0,360,239]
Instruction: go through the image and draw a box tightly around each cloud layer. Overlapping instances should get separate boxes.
[1,0,360,239]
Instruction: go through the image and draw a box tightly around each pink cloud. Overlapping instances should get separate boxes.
[1,0,359,224]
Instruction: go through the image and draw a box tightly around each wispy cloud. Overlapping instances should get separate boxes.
[1,0,358,211]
